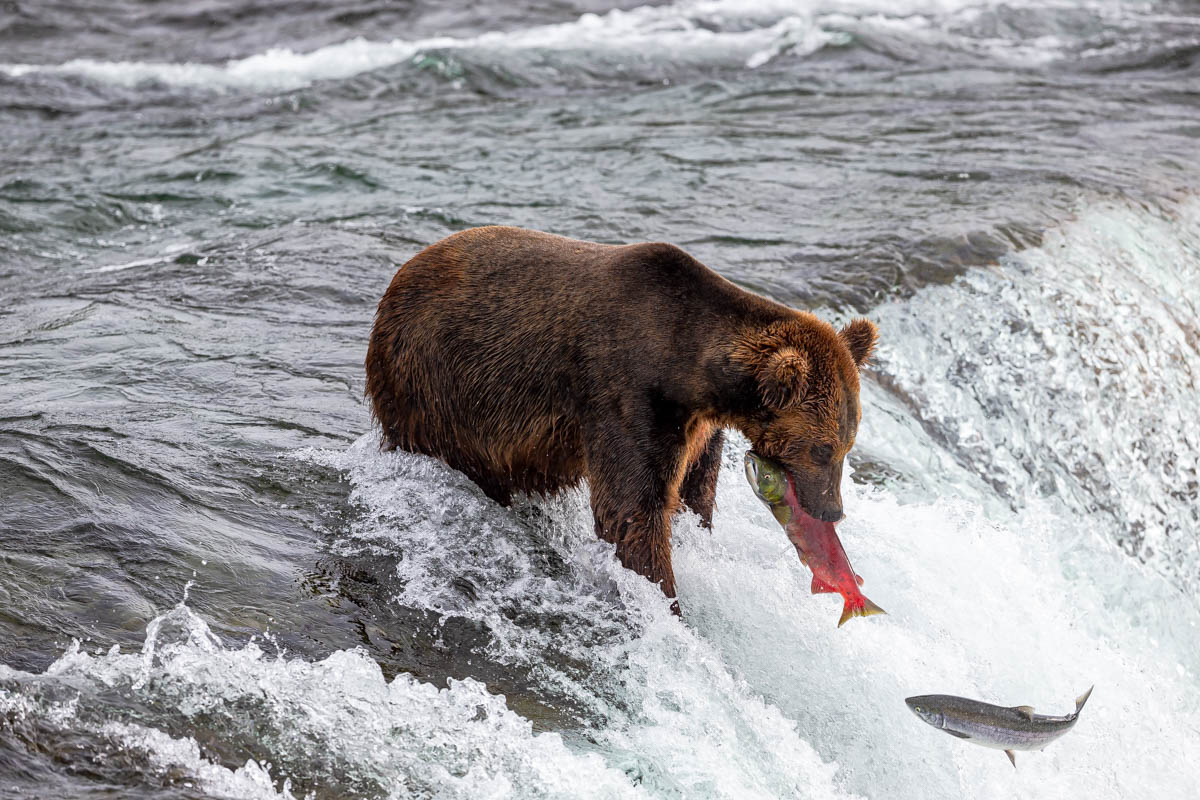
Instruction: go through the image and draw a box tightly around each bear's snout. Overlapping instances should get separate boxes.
[791,474,845,524]
[813,505,844,524]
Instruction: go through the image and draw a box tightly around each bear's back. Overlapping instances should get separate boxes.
[391,225,768,327]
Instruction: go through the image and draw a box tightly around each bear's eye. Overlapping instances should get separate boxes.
[810,443,833,466]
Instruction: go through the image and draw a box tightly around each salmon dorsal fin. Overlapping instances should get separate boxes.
[1012,705,1035,721]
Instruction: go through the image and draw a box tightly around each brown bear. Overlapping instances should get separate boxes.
[365,226,877,604]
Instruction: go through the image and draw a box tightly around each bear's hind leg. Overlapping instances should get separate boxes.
[440,454,515,507]
[467,473,515,507]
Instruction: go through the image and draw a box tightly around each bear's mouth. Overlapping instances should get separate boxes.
[777,468,836,570]
[745,450,832,530]
[780,469,828,533]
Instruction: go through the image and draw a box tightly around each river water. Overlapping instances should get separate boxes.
[1,1,1198,797]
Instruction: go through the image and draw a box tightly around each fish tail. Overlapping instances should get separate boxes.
[1074,685,1094,716]
[837,594,887,627]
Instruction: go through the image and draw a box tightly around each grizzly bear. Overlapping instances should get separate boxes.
[365,226,876,604]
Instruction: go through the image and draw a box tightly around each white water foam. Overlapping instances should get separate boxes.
[101,721,299,800]
[290,410,1198,799]
[2,412,1197,798]
[0,0,1090,91]
[1,604,654,799]
[0,1,834,91]
[296,437,858,799]
[863,196,1200,591]
[683,444,1200,798]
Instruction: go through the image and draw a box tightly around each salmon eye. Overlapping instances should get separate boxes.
[811,443,833,466]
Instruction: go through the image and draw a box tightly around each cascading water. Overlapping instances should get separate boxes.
[865,199,1200,588]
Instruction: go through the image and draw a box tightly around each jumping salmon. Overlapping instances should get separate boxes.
[905,687,1094,767]
[744,451,885,626]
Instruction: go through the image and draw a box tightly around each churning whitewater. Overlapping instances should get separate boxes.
[2,0,1199,797]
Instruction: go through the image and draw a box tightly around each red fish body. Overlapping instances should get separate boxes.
[781,472,885,627]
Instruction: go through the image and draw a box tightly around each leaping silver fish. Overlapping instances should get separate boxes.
[905,686,1093,767]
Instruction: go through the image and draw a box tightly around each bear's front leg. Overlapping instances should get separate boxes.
[593,503,676,600]
[679,429,724,527]
[585,432,681,604]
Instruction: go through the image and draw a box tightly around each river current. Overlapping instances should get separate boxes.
[1,1,1198,798]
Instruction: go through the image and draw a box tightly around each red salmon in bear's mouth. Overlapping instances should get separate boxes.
[779,470,884,626]
[743,451,885,627]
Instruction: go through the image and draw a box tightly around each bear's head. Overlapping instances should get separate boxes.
[731,316,877,524]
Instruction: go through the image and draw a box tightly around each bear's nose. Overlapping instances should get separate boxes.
[815,506,844,523]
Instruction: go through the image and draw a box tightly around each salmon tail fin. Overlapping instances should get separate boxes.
[811,576,838,594]
[837,595,887,627]
[1074,685,1094,716]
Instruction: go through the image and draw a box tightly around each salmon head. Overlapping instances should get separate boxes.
[744,450,794,527]
[743,450,828,538]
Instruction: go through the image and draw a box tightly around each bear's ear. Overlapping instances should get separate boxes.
[839,318,878,367]
[756,346,810,409]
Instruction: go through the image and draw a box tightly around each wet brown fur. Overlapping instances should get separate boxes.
[365,226,877,605]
